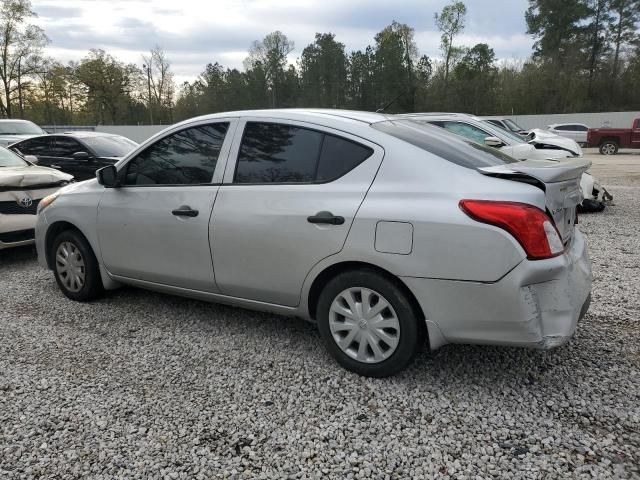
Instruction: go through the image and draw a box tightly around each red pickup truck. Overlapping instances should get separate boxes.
[587,118,640,155]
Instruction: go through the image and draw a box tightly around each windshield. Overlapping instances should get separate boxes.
[0,121,45,135]
[504,119,525,132]
[482,121,528,143]
[0,146,27,167]
[82,136,138,157]
[372,120,519,169]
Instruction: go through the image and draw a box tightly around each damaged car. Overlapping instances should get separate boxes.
[402,113,612,213]
[0,146,72,250]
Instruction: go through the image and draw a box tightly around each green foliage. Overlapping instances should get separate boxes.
[3,1,640,123]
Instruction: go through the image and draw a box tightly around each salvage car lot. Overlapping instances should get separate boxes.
[1,165,639,479]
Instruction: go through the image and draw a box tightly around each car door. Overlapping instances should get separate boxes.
[49,137,100,180]
[210,119,383,307]
[631,119,640,147]
[97,119,236,292]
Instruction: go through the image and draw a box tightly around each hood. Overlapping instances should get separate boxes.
[0,134,40,146]
[526,129,582,156]
[0,165,73,190]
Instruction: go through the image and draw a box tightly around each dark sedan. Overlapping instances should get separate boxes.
[10,132,138,181]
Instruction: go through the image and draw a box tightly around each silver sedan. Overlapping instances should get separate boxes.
[34,110,592,377]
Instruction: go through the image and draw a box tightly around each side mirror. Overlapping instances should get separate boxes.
[24,155,39,165]
[96,165,119,188]
[73,151,91,160]
[484,136,504,148]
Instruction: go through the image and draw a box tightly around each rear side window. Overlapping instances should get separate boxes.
[372,120,519,169]
[13,137,53,156]
[124,123,228,186]
[234,122,373,184]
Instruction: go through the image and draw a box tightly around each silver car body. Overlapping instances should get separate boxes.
[0,119,47,147]
[35,109,592,350]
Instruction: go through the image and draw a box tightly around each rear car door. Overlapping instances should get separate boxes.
[210,119,383,306]
[11,137,55,166]
[97,120,236,292]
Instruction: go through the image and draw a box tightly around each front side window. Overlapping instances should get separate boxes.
[234,122,373,184]
[503,119,525,132]
[14,137,53,156]
[52,137,84,157]
[124,123,229,186]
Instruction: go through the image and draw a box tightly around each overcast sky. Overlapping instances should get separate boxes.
[32,0,533,84]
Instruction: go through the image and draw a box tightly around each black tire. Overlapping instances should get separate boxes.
[51,229,103,301]
[599,141,618,155]
[317,268,425,377]
[578,198,605,213]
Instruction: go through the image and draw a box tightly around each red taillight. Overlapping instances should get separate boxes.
[459,200,564,260]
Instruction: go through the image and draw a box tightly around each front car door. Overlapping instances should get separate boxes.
[50,136,99,181]
[210,119,383,306]
[97,119,237,292]
[632,119,640,147]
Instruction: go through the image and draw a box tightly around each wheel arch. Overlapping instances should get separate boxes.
[306,260,425,325]
[44,221,87,269]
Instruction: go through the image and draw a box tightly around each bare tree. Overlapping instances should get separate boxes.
[0,0,48,118]
[142,46,176,123]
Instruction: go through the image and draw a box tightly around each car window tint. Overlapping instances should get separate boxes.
[124,123,229,186]
[316,134,373,182]
[372,120,519,169]
[53,137,84,157]
[555,125,571,131]
[14,137,53,156]
[574,125,588,131]
[235,122,323,183]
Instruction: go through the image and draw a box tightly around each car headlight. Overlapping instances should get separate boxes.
[38,192,60,213]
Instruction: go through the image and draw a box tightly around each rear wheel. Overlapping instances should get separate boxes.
[599,141,618,155]
[52,230,103,301]
[317,269,424,377]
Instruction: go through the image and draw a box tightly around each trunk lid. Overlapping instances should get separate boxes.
[478,158,590,244]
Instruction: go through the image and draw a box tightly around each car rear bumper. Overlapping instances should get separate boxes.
[402,229,592,350]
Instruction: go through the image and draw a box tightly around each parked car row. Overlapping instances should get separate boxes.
[2,110,623,376]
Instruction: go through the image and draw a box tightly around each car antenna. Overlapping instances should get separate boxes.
[375,89,410,113]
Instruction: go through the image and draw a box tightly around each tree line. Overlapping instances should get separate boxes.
[1,0,639,126]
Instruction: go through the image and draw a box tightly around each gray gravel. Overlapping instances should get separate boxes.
[1,187,639,480]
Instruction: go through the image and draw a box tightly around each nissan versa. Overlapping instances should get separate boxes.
[35,109,592,377]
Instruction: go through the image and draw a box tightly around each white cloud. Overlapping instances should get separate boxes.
[32,0,533,83]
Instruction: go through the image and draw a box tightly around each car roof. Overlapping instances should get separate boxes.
[173,109,393,128]
[59,131,124,138]
[0,119,38,124]
[548,123,588,127]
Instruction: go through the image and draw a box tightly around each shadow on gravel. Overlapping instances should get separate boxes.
[0,245,37,267]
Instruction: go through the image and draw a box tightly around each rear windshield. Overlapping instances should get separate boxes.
[372,119,519,169]
[82,135,138,157]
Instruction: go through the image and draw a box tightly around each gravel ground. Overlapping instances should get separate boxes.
[1,187,639,480]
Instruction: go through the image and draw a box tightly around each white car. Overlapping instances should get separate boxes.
[34,109,592,377]
[407,114,610,212]
[0,146,72,249]
[0,119,47,147]
[546,123,589,146]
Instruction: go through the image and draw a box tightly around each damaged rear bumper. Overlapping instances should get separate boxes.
[401,229,593,350]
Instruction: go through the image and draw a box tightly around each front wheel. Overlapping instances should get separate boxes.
[599,141,618,155]
[317,269,424,377]
[51,230,103,301]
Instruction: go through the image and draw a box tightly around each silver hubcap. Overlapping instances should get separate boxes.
[602,144,615,155]
[55,241,86,293]
[329,287,400,364]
